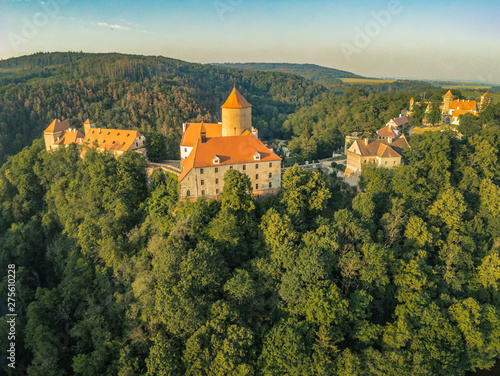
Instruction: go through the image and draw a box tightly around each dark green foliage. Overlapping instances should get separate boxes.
[2,82,500,375]
[0,52,328,164]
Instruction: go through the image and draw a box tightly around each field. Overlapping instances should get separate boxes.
[442,85,491,90]
[456,89,500,103]
[341,78,395,84]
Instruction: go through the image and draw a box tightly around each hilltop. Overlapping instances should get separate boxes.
[215,62,363,87]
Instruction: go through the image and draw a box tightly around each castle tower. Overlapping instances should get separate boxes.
[84,118,95,135]
[221,87,252,137]
[480,91,493,112]
[410,97,415,111]
[43,119,69,151]
[442,90,455,114]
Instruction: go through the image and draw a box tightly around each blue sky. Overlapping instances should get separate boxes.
[0,0,499,83]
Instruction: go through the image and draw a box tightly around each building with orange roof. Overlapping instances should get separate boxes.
[410,90,493,126]
[344,124,410,184]
[43,118,146,158]
[178,88,280,200]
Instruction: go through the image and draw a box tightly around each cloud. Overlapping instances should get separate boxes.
[96,22,130,30]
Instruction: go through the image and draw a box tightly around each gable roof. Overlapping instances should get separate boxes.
[178,134,280,181]
[350,136,409,158]
[449,99,477,112]
[389,116,409,127]
[82,128,144,152]
[44,119,69,133]
[55,129,85,145]
[378,125,400,138]
[181,122,222,147]
[221,88,252,109]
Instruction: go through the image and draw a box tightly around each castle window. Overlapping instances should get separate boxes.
[269,173,272,178]
[215,168,218,173]
[200,168,204,174]
[213,155,220,165]
[187,190,191,196]
[269,182,272,188]
[243,165,246,171]
[269,162,272,167]
[256,184,259,190]
[255,164,259,169]
[184,148,187,152]
[136,142,138,147]
[216,189,219,194]
[256,174,259,180]
[201,180,204,186]
[202,190,205,195]
[216,178,219,184]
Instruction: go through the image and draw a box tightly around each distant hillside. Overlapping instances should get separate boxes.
[0,52,328,163]
[215,62,364,87]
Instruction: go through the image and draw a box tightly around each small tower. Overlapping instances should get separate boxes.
[480,91,493,112]
[442,90,455,115]
[221,87,252,137]
[84,119,95,135]
[409,97,415,111]
[43,119,69,151]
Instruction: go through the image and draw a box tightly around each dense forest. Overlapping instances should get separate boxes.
[0,52,329,164]
[1,99,500,374]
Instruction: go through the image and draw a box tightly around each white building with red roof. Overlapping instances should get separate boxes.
[178,88,281,200]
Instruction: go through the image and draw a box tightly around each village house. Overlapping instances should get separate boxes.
[178,88,281,200]
[344,121,410,184]
[43,118,147,158]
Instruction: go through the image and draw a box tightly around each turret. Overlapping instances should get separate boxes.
[480,91,493,112]
[84,119,95,135]
[409,97,415,111]
[442,90,455,114]
[43,119,69,151]
[221,88,252,137]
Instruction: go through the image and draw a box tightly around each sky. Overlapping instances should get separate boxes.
[0,0,499,84]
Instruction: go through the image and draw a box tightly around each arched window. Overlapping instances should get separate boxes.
[186,190,191,197]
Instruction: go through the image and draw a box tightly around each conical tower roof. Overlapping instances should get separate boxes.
[443,90,454,98]
[221,88,252,109]
[482,91,493,98]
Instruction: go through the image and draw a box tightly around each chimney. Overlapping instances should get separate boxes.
[98,128,101,134]
[364,138,369,145]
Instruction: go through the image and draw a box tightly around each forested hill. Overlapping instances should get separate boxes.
[216,62,363,86]
[0,52,327,164]
[2,109,500,375]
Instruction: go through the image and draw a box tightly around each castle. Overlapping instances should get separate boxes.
[410,90,493,125]
[43,118,147,158]
[178,88,281,200]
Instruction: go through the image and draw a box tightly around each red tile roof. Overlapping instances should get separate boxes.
[221,88,252,109]
[181,122,222,147]
[44,119,69,133]
[482,91,493,98]
[55,129,85,145]
[378,125,400,138]
[82,128,144,152]
[351,137,409,158]
[444,90,454,98]
[452,109,479,118]
[389,116,409,127]
[178,134,280,181]
[449,99,477,112]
